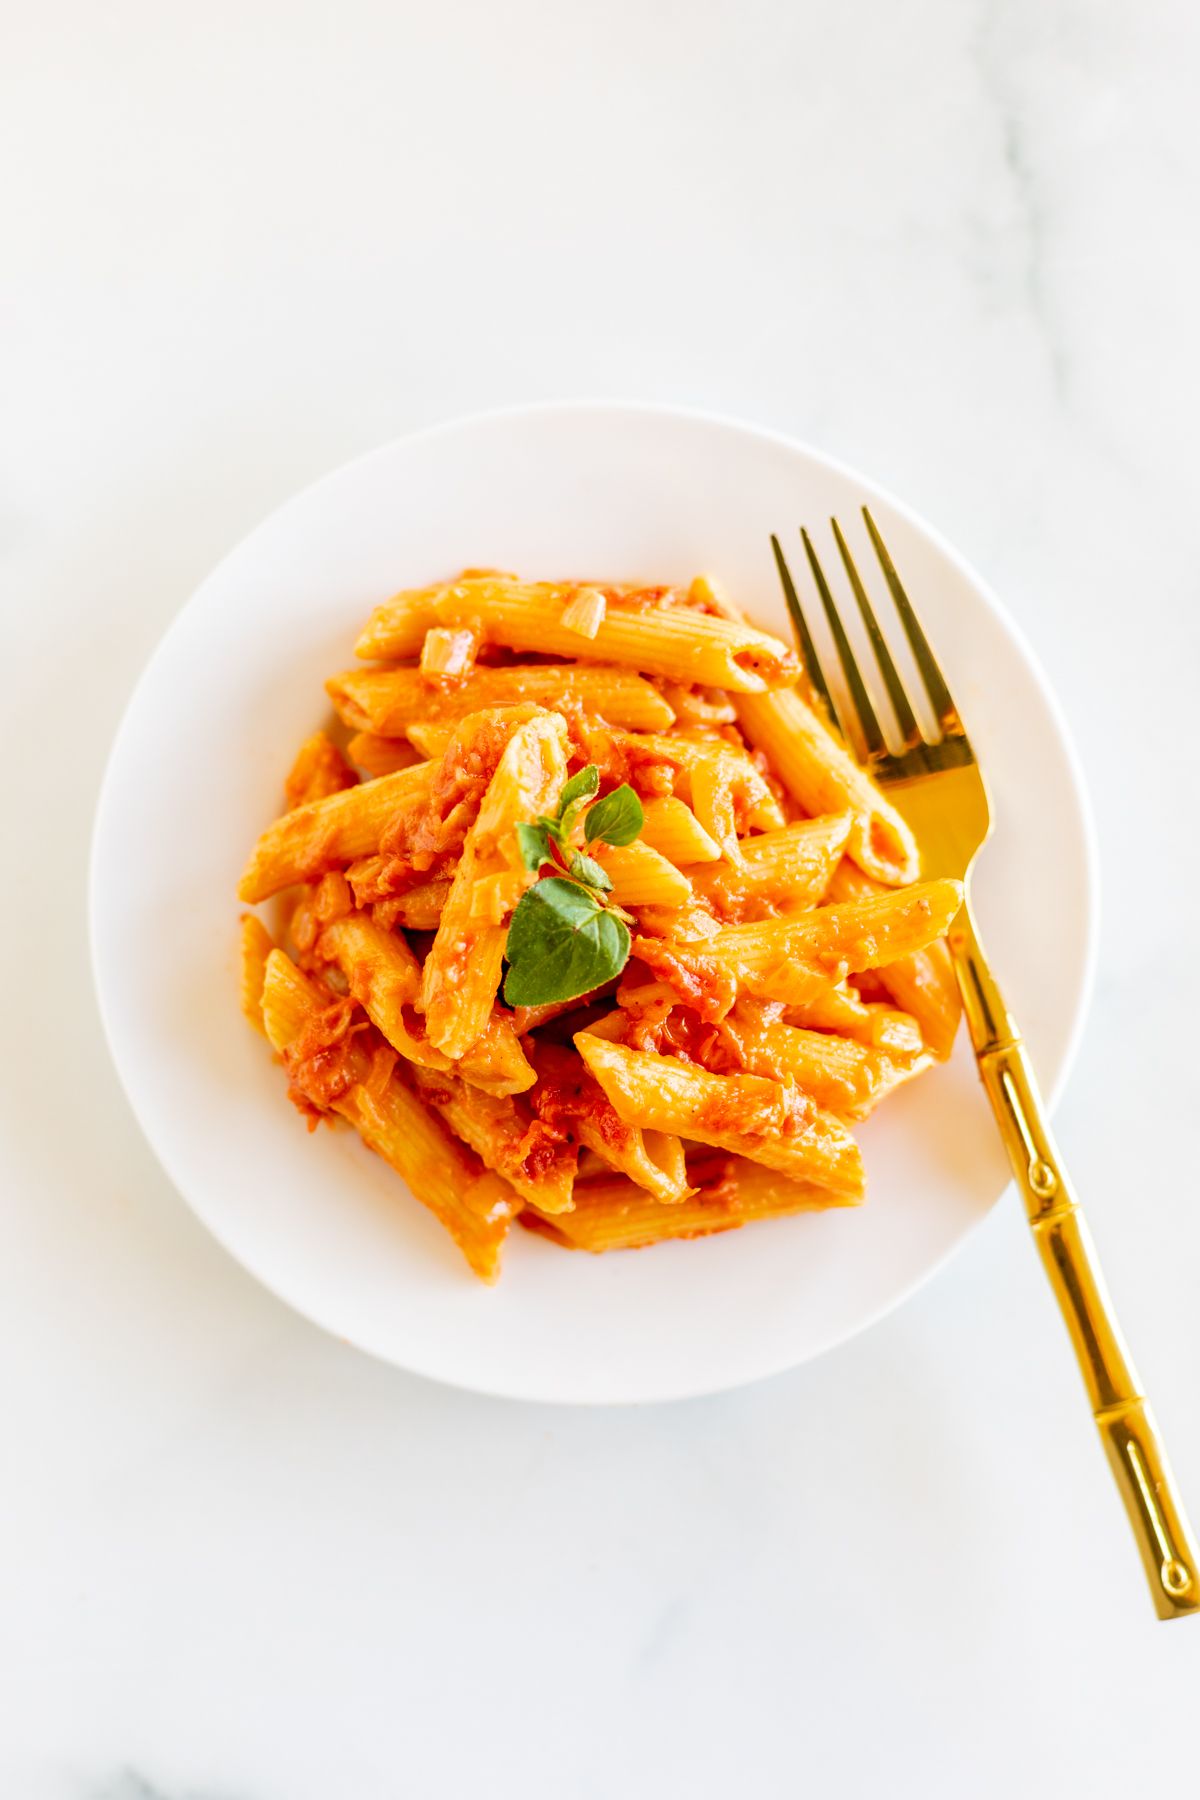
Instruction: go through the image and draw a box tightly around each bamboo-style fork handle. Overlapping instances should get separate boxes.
[774,510,1197,1616]
[952,896,1199,1619]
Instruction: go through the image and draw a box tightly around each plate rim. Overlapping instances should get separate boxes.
[88,398,1101,1404]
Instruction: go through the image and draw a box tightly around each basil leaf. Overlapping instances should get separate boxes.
[569,850,612,891]
[503,876,630,1006]
[516,820,556,872]
[584,783,644,847]
[556,764,600,819]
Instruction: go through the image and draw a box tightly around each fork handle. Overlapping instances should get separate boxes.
[950,898,1199,1620]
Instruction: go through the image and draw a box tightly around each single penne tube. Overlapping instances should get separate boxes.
[412,1068,577,1212]
[719,1000,930,1120]
[238,761,435,904]
[637,796,722,865]
[346,732,423,778]
[735,688,920,886]
[827,860,962,1059]
[315,910,450,1069]
[238,913,276,1034]
[284,729,357,810]
[702,880,962,986]
[642,1130,688,1196]
[356,578,800,692]
[524,1156,850,1252]
[574,1034,864,1197]
[593,841,693,908]
[327,662,677,735]
[343,1081,518,1282]
[260,951,517,1281]
[422,711,570,1058]
[575,1117,692,1204]
[690,813,853,916]
[689,751,746,866]
[260,946,331,1047]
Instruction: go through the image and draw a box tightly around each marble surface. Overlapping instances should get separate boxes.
[4,1,1200,1793]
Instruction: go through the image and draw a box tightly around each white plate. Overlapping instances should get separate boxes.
[90,403,1097,1404]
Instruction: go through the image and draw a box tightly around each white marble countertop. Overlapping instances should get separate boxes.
[5,2,1200,1794]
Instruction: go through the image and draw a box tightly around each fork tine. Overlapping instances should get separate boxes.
[770,533,836,722]
[800,528,887,757]
[862,506,960,734]
[829,517,923,750]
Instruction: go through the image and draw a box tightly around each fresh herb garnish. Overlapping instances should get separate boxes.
[503,877,630,1006]
[503,765,644,1006]
[583,783,643,847]
[567,850,611,891]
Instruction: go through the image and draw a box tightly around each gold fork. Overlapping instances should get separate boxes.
[773,508,1198,1620]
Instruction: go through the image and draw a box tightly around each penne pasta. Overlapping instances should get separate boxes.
[317,910,534,1095]
[346,732,423,778]
[689,750,746,866]
[574,1118,692,1204]
[327,662,677,736]
[260,951,518,1281]
[603,730,785,836]
[284,730,358,810]
[523,1156,848,1252]
[827,860,961,1059]
[239,913,275,1033]
[594,841,693,908]
[239,762,435,904]
[528,1040,692,1204]
[352,586,439,658]
[786,983,925,1054]
[405,721,455,761]
[241,566,963,1279]
[342,861,453,929]
[697,880,963,1005]
[606,986,925,1120]
[422,711,569,1059]
[575,1033,864,1197]
[717,1000,930,1120]
[356,578,801,693]
[637,795,722,865]
[735,688,920,886]
[694,572,918,886]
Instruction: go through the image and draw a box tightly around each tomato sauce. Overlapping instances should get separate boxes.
[282,994,370,1126]
[529,1042,630,1154]
[377,711,526,879]
[628,937,737,1022]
